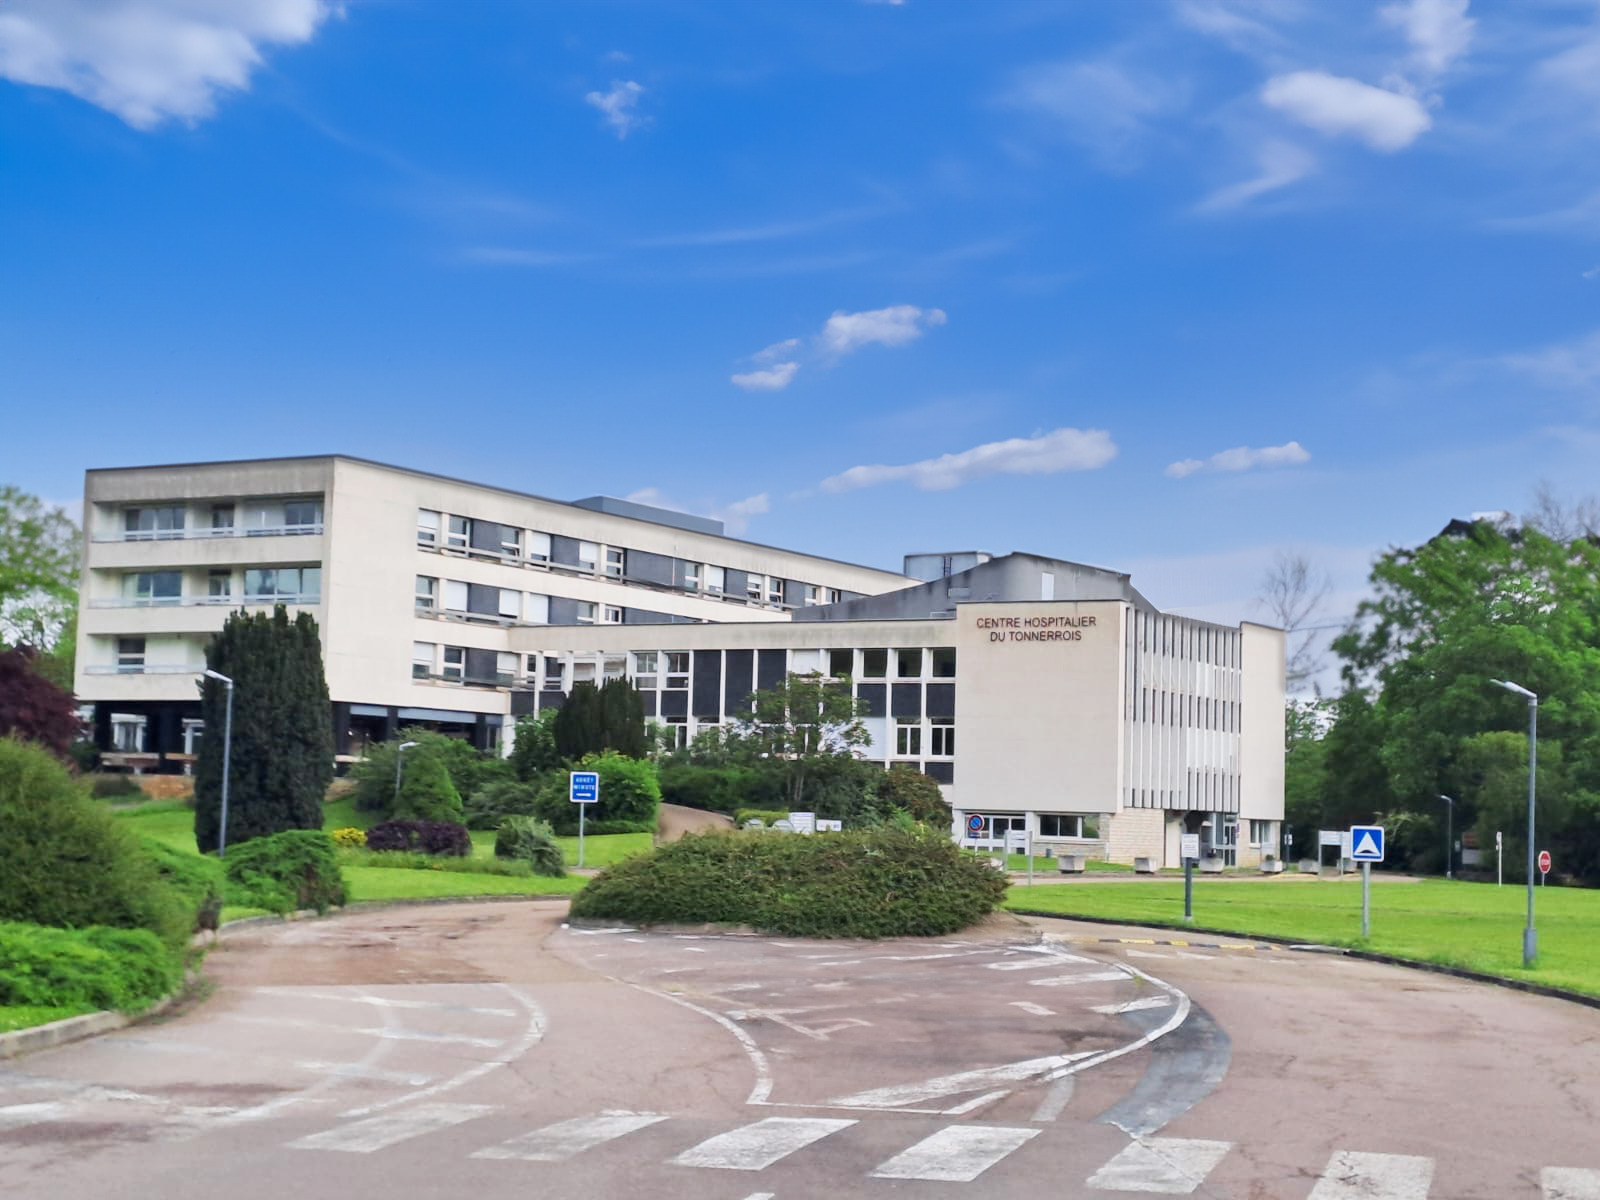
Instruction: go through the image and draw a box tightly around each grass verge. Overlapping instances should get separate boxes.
[0,1004,95,1033]
[342,866,584,902]
[1007,877,1600,997]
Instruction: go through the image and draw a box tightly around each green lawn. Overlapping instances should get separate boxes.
[342,866,585,901]
[0,1004,94,1033]
[1007,877,1600,997]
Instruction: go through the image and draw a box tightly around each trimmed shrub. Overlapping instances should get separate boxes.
[0,922,182,1012]
[532,752,660,835]
[877,767,951,826]
[223,830,346,915]
[0,738,190,948]
[658,764,780,815]
[464,779,542,830]
[570,826,1009,938]
[364,820,471,857]
[89,773,143,800]
[493,816,566,876]
[392,753,464,824]
[140,837,224,933]
[734,808,789,828]
[330,826,367,849]
[349,730,512,817]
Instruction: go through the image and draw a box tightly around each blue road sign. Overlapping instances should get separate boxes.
[569,771,599,805]
[966,814,985,835]
[1349,825,1385,862]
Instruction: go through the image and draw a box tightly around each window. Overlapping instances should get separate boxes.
[524,593,550,624]
[573,661,597,685]
[443,580,468,612]
[603,655,627,681]
[767,577,784,606]
[447,515,470,550]
[208,570,232,600]
[526,531,551,563]
[1039,814,1085,839]
[804,584,822,606]
[497,652,518,684]
[896,648,923,678]
[665,652,690,689]
[930,717,955,757]
[1250,819,1273,846]
[244,566,321,602]
[664,716,688,748]
[183,719,204,757]
[123,571,182,605]
[575,601,597,625]
[524,654,540,682]
[861,648,888,678]
[415,576,437,610]
[412,642,435,679]
[683,562,701,592]
[417,509,440,545]
[500,527,521,557]
[704,565,725,595]
[605,547,625,578]
[634,651,658,690]
[111,714,147,751]
[441,646,464,681]
[602,605,623,624]
[116,637,146,673]
[124,505,184,539]
[283,499,322,530]
[577,541,599,571]
[931,647,957,678]
[1040,572,1056,601]
[895,718,921,756]
[829,649,853,678]
[827,589,842,604]
[543,656,565,689]
[210,504,234,532]
[499,589,521,619]
[746,575,763,603]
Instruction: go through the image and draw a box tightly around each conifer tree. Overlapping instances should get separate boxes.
[194,606,333,852]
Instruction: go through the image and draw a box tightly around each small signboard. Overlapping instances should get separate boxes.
[568,771,599,805]
[789,812,817,835]
[1319,830,1344,847]
[816,819,843,833]
[1180,833,1201,862]
[1005,830,1030,855]
[966,814,985,836]
[772,819,796,833]
[1349,825,1385,863]
[1539,850,1552,876]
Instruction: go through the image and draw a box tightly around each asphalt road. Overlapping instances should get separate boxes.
[2,901,1598,1199]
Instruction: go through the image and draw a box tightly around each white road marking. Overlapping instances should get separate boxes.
[473,1111,667,1162]
[0,1102,67,1131]
[1030,971,1130,987]
[295,1062,433,1086]
[670,1117,855,1170]
[1030,1074,1076,1122]
[683,947,709,953]
[987,956,1094,970]
[289,1102,495,1152]
[720,982,765,992]
[1544,1168,1600,1200]
[1087,1137,1233,1193]
[571,927,632,935]
[1125,949,1174,960]
[1091,997,1176,1015]
[827,1052,1095,1110]
[256,988,517,1017]
[223,1014,503,1048]
[740,1194,776,1200]
[943,1089,1012,1117]
[870,1124,1039,1182]
[1308,1150,1434,1200]
[1176,952,1215,961]
[623,983,776,1105]
[1011,1001,1055,1016]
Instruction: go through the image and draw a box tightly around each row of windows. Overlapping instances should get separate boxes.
[415,508,844,611]
[115,499,323,540]
[117,567,321,605]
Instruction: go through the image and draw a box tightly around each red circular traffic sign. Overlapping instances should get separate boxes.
[1538,850,1552,875]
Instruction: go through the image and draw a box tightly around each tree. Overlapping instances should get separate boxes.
[509,709,562,780]
[1257,549,1332,693]
[1522,480,1600,543]
[194,606,334,853]
[348,728,510,816]
[553,678,646,761]
[878,766,950,826]
[0,486,81,653]
[734,672,869,811]
[392,753,464,823]
[0,645,83,758]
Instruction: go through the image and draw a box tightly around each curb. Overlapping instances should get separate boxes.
[1007,908,1600,1011]
[0,987,186,1062]
[216,892,573,936]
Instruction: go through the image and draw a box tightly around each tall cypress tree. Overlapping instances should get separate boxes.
[194,606,334,853]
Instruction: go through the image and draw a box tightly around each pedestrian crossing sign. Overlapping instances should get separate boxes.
[1349,825,1385,862]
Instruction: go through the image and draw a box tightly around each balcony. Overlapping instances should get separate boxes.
[94,522,324,543]
[90,593,321,609]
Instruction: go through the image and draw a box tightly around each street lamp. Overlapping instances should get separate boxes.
[394,740,419,804]
[1490,678,1538,966]
[202,669,234,859]
[1438,795,1455,881]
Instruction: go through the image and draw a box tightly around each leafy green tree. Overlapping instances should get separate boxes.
[194,607,334,853]
[734,672,869,812]
[348,727,510,815]
[392,753,464,823]
[0,486,81,654]
[878,766,950,826]
[509,708,562,779]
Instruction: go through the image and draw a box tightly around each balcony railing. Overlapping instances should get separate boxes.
[89,593,321,609]
[95,523,324,543]
[83,664,203,675]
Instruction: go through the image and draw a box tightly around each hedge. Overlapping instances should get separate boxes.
[223,829,346,914]
[0,921,182,1012]
[569,827,1009,938]
[364,819,471,857]
[532,752,660,835]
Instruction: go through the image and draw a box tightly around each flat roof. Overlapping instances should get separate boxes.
[85,453,912,582]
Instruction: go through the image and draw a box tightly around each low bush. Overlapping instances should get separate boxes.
[364,820,471,857]
[0,738,190,948]
[734,808,789,828]
[877,767,951,826]
[493,816,565,876]
[223,830,346,915]
[330,826,367,849]
[88,773,143,800]
[348,730,512,817]
[140,837,224,933]
[392,754,464,824]
[337,848,536,877]
[463,779,542,830]
[0,921,182,1012]
[569,826,1009,938]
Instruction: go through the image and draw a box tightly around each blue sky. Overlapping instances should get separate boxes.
[4,0,1600,658]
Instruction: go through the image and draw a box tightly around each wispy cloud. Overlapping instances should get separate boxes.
[1484,189,1600,235]
[998,58,1186,169]
[585,79,646,139]
[1501,329,1600,389]
[1585,266,1600,282]
[819,427,1116,494]
[1166,441,1311,479]
[820,305,946,356]
[1261,71,1431,152]
[0,0,336,130]
[1195,140,1317,213]
[731,339,802,391]
[625,487,771,536]
[1174,0,1289,54]
[1380,0,1475,79]
[459,247,598,267]
[633,204,894,249]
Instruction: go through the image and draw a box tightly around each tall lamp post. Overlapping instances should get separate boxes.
[394,740,419,805]
[202,669,234,858]
[1438,794,1455,881]
[1490,678,1538,966]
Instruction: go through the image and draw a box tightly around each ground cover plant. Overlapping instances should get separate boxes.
[340,867,585,901]
[0,922,182,1012]
[492,816,565,876]
[1006,878,1600,997]
[570,827,1009,938]
[364,819,471,856]
[222,829,345,915]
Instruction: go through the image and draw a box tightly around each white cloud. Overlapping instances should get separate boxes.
[624,488,771,536]
[1165,441,1312,479]
[584,79,646,139]
[1380,0,1474,77]
[731,362,800,391]
[1501,329,1600,388]
[999,59,1185,167]
[1585,266,1600,282]
[819,305,946,356]
[1174,0,1287,53]
[819,427,1116,494]
[459,247,597,267]
[1261,71,1432,152]
[1195,140,1317,213]
[0,0,333,130]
